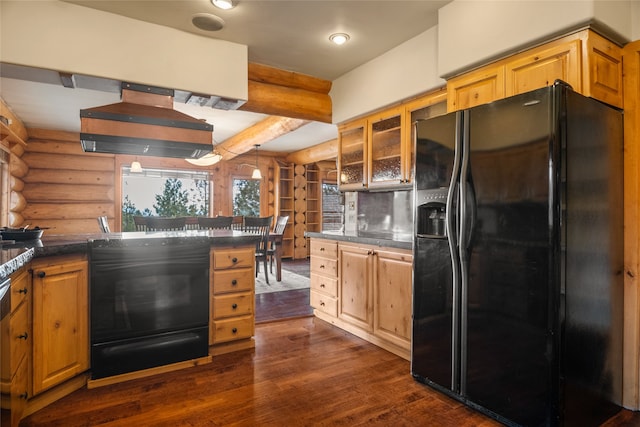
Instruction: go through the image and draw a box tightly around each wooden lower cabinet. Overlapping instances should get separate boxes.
[310,239,339,317]
[310,238,413,360]
[1,268,31,427]
[210,245,256,355]
[30,256,89,396]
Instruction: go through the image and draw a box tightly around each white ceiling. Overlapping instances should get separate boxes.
[0,0,449,155]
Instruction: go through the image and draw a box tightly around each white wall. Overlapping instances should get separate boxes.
[331,27,444,125]
[0,1,248,102]
[438,0,633,78]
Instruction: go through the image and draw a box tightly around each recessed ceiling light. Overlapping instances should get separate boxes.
[212,0,237,10]
[329,33,350,46]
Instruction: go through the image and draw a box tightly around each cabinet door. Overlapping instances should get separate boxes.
[338,245,372,331]
[31,259,88,395]
[447,64,505,111]
[584,31,623,108]
[338,120,367,190]
[374,249,413,349]
[368,107,405,188]
[505,40,581,97]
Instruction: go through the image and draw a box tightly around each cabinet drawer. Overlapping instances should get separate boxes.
[212,247,255,269]
[10,269,30,312]
[310,273,337,298]
[310,240,337,259]
[212,293,253,319]
[310,290,338,317]
[1,301,28,387]
[212,268,254,294]
[212,316,254,343]
[310,257,338,278]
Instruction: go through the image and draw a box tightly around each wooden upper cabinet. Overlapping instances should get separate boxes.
[505,39,581,97]
[447,63,505,111]
[447,29,623,111]
[338,119,367,191]
[583,31,623,108]
[367,106,405,189]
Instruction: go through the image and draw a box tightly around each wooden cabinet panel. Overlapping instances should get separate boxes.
[212,268,254,294]
[212,316,254,343]
[447,64,505,111]
[31,257,88,395]
[310,273,337,298]
[210,245,255,350]
[338,245,373,331]
[310,239,337,259]
[505,40,581,97]
[212,247,254,269]
[584,31,623,108]
[310,256,338,278]
[310,291,337,317]
[373,249,413,348]
[338,120,367,190]
[212,293,253,319]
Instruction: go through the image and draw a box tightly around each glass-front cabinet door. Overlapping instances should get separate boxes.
[367,107,406,188]
[338,120,367,191]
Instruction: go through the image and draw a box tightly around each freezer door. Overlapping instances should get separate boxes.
[463,87,554,425]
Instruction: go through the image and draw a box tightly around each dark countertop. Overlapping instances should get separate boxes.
[305,230,412,250]
[0,230,260,279]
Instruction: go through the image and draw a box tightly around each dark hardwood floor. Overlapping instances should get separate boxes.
[255,258,313,324]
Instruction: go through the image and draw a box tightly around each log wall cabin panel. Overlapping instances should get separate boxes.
[22,203,114,220]
[23,183,114,203]
[22,169,114,186]
[22,133,116,232]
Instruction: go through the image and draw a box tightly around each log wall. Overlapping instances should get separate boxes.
[23,129,115,234]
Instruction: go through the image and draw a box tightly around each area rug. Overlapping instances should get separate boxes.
[255,268,310,294]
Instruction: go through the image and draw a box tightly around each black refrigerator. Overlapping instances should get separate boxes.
[411,81,623,426]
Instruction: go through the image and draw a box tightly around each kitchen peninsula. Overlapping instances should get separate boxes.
[0,230,260,426]
[305,230,412,360]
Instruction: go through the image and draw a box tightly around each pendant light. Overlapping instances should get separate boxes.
[186,151,222,166]
[130,159,142,173]
[251,144,262,179]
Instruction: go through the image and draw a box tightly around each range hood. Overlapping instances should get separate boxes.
[80,83,213,159]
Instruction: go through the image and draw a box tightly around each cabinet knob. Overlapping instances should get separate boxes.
[231,279,238,285]
[18,332,28,340]
[320,247,325,251]
[232,328,238,334]
[231,257,238,263]
[37,271,46,278]
[320,284,325,288]
[320,301,325,306]
[19,392,28,400]
[232,303,238,309]
[320,264,325,269]
[18,287,28,294]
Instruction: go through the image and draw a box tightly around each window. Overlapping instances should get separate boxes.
[322,181,342,231]
[232,178,260,216]
[122,166,210,231]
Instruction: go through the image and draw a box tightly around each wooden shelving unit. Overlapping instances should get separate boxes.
[278,162,294,259]
[305,164,320,257]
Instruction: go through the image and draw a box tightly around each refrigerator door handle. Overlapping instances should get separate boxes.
[458,111,471,396]
[446,111,463,392]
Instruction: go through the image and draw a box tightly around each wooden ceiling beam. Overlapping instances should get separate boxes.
[285,138,338,165]
[239,63,333,123]
[217,116,310,160]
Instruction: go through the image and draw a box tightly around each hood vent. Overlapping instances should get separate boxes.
[80,83,213,159]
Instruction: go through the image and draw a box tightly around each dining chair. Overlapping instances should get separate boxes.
[133,216,148,231]
[145,216,187,231]
[231,215,244,230]
[268,215,289,273]
[243,216,273,284]
[198,216,233,230]
[97,216,110,233]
